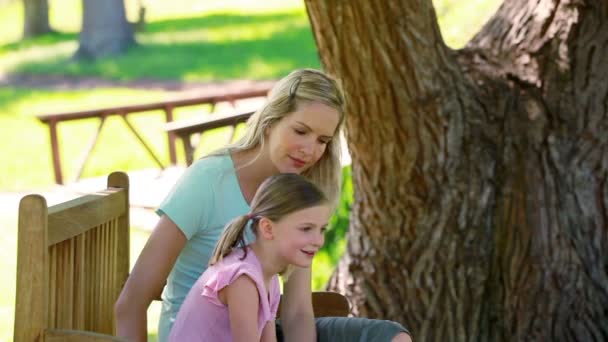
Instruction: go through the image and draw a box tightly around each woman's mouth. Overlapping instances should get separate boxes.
[289,156,307,168]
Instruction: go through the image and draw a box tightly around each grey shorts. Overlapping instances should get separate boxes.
[277,317,410,342]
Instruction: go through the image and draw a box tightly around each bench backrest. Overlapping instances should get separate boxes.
[14,172,130,342]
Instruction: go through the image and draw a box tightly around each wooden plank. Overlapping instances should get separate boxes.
[165,111,253,136]
[74,234,86,330]
[45,329,127,342]
[47,189,126,245]
[37,87,271,123]
[14,195,48,342]
[108,172,130,335]
[277,291,351,318]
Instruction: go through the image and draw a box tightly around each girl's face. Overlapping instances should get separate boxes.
[264,102,340,174]
[271,204,331,268]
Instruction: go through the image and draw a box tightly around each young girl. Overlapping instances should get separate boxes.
[168,173,330,342]
[115,68,410,342]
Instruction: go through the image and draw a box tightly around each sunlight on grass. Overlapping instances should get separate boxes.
[1,9,317,81]
[0,0,304,46]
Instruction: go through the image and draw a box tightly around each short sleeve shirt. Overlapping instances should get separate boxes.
[168,247,281,342]
[157,154,252,341]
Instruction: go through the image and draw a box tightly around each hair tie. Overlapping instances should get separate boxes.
[246,213,254,220]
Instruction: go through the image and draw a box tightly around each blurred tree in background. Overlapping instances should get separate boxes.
[74,0,135,59]
[22,0,51,38]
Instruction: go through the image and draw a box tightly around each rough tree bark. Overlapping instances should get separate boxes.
[22,0,51,38]
[305,0,607,340]
[74,0,135,60]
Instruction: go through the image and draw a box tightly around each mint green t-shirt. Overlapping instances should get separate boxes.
[156,154,251,342]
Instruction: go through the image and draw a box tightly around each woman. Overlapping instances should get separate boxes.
[115,68,411,342]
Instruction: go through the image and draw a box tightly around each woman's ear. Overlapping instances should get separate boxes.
[258,217,274,240]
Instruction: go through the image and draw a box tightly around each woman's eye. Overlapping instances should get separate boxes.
[318,139,330,145]
[294,128,306,135]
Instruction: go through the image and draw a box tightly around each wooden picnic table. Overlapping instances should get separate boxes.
[37,85,272,184]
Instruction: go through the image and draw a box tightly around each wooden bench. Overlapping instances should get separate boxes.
[279,291,351,318]
[13,170,348,340]
[14,172,130,342]
[164,110,254,165]
[37,85,272,184]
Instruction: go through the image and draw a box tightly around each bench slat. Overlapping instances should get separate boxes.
[165,111,254,136]
[47,189,127,246]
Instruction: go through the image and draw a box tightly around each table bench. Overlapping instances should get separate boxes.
[164,110,254,165]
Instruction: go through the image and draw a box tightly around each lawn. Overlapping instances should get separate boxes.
[0,0,501,341]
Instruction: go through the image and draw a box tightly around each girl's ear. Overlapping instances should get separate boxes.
[258,217,274,240]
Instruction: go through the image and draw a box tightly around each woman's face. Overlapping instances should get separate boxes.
[264,101,340,174]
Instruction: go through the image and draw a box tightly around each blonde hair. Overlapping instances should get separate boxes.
[209,173,328,266]
[211,68,346,206]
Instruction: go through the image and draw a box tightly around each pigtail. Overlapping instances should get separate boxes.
[209,214,251,265]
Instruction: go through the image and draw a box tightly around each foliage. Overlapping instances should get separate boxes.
[312,166,352,290]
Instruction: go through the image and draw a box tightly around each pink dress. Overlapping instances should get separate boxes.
[168,247,281,342]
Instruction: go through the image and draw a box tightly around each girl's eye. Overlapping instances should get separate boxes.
[318,138,330,145]
[320,227,327,233]
[294,128,306,135]
[299,226,312,231]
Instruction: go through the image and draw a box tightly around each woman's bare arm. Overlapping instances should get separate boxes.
[280,266,315,342]
[114,216,187,342]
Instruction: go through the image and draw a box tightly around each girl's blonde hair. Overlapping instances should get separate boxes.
[209,173,328,265]
[212,68,346,206]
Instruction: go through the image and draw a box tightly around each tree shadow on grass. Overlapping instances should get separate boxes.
[5,10,320,81]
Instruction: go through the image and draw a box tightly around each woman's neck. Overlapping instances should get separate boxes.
[231,148,278,203]
[250,243,286,283]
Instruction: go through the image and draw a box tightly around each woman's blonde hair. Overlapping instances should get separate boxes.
[212,68,346,206]
[209,173,328,266]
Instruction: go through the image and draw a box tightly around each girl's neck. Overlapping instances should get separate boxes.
[231,148,278,203]
[250,243,286,283]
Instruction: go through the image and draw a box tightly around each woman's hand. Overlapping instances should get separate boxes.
[280,266,316,342]
[114,216,187,342]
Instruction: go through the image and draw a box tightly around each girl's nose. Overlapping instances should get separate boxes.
[313,232,325,248]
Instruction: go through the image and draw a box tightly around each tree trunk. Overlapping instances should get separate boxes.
[74,0,135,60]
[22,0,51,38]
[305,0,608,340]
